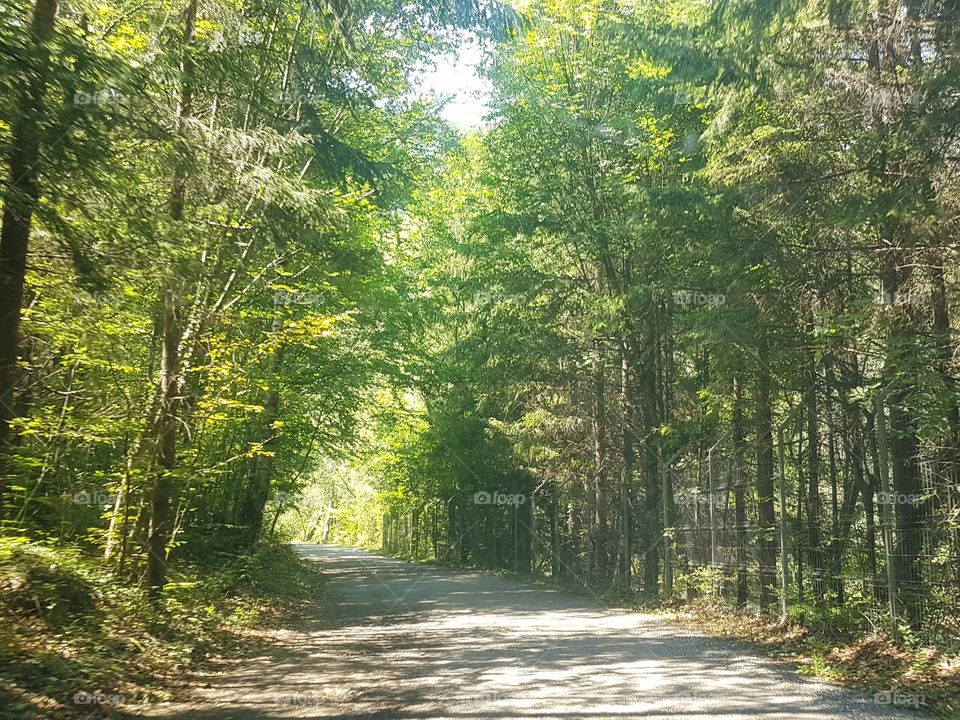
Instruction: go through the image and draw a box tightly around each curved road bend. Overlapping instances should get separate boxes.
[129,544,923,720]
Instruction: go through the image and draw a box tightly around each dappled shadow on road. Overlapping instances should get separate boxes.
[119,545,914,720]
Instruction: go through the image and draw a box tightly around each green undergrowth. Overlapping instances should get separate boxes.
[0,537,325,719]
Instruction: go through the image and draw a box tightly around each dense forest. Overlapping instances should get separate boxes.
[0,0,504,583]
[365,0,960,649]
[2,0,960,707]
[336,2,960,643]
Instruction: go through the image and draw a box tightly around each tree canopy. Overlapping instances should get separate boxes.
[2,0,960,658]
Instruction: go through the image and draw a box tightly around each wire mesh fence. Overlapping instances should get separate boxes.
[381,411,960,650]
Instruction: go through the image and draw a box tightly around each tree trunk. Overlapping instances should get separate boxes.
[806,355,824,604]
[147,0,196,592]
[826,361,843,604]
[620,345,635,589]
[147,285,180,590]
[591,355,608,579]
[865,409,881,601]
[756,329,777,610]
[868,16,924,633]
[733,376,747,608]
[0,0,59,522]
[881,260,924,630]
[636,327,661,597]
[243,373,280,548]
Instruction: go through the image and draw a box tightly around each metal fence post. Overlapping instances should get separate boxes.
[662,458,673,598]
[708,447,718,570]
[777,426,789,623]
[875,393,901,639]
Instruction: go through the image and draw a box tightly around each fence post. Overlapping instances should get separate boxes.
[777,426,789,623]
[530,490,537,572]
[708,447,718,570]
[662,458,673,599]
[875,393,901,639]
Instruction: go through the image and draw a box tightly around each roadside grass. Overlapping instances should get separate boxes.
[0,536,324,719]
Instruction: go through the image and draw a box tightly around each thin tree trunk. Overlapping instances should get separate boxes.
[733,375,747,608]
[756,329,777,610]
[148,285,181,590]
[239,326,283,548]
[793,422,805,602]
[869,18,924,633]
[591,354,607,579]
[865,409,881,601]
[826,361,843,604]
[806,354,824,604]
[620,345,634,589]
[638,331,661,596]
[147,0,196,592]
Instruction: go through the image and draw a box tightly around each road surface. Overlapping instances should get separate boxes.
[130,544,922,719]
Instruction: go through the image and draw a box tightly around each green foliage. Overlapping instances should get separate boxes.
[2,0,960,709]
[0,538,323,718]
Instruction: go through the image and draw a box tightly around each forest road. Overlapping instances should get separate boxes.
[125,544,924,720]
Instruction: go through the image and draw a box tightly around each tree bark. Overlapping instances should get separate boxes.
[0,0,59,522]
[733,375,747,608]
[756,329,777,610]
[591,354,607,579]
[147,0,196,592]
[148,285,180,590]
[806,354,824,604]
[620,344,635,589]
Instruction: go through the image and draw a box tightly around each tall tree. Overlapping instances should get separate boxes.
[0,0,58,522]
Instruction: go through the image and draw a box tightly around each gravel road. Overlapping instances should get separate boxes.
[128,544,925,720]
